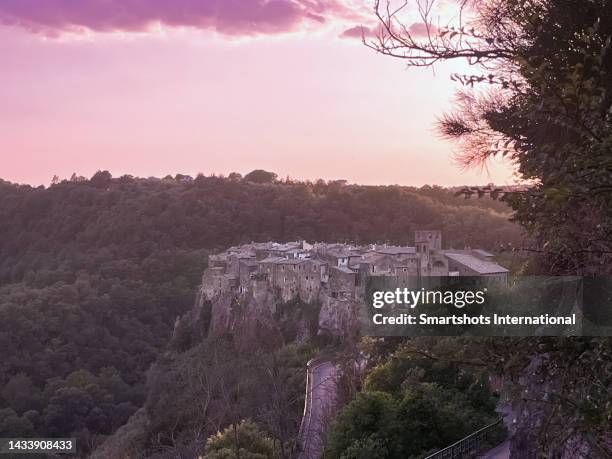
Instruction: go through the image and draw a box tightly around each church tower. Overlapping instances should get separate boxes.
[414,230,442,251]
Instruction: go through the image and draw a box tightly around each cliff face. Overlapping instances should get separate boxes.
[497,354,610,459]
[318,295,361,338]
[173,267,361,351]
[207,279,284,350]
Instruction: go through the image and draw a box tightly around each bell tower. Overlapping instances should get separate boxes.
[414,230,442,251]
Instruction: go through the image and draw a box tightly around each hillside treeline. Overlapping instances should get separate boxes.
[0,171,521,454]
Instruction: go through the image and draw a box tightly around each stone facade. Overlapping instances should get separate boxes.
[184,231,510,344]
[199,230,509,306]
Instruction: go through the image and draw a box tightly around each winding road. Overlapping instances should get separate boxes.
[297,360,339,459]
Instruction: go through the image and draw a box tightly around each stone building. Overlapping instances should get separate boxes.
[199,231,508,303]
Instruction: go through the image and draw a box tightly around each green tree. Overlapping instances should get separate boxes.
[369,0,612,274]
[0,172,520,454]
[339,436,388,459]
[1,373,44,414]
[367,2,612,455]
[324,391,397,459]
[206,419,278,459]
[90,170,112,188]
[243,170,278,184]
[325,340,502,459]
[0,408,34,437]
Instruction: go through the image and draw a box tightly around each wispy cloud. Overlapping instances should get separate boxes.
[340,24,369,39]
[341,21,438,41]
[408,21,438,38]
[0,0,369,37]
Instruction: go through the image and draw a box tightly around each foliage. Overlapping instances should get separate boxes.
[324,341,501,459]
[367,2,612,454]
[482,336,611,456]
[243,169,278,184]
[141,337,312,458]
[274,298,321,342]
[360,335,611,457]
[339,435,388,459]
[205,419,278,459]
[0,172,519,454]
[370,0,612,274]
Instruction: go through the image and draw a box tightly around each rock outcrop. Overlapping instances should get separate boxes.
[496,354,610,459]
[172,264,362,351]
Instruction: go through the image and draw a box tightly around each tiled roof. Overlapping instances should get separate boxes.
[327,249,351,258]
[251,242,275,250]
[332,266,355,274]
[234,253,255,259]
[361,252,394,263]
[277,258,307,265]
[240,259,260,267]
[472,249,494,258]
[270,242,302,251]
[259,256,286,264]
[444,252,508,274]
[374,246,416,255]
[213,241,507,277]
[307,259,327,265]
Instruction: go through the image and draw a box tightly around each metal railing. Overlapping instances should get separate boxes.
[423,418,504,459]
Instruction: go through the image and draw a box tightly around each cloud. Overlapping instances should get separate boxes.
[340,24,368,39]
[341,21,438,40]
[0,0,364,37]
[408,22,438,38]
[340,22,389,40]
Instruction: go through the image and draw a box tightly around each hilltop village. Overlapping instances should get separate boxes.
[201,230,509,305]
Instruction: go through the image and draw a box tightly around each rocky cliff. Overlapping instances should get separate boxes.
[172,266,362,351]
[495,351,611,459]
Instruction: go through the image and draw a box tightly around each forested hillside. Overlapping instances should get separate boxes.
[0,171,521,454]
[324,338,505,459]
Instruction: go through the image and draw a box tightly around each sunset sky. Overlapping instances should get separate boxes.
[0,0,515,187]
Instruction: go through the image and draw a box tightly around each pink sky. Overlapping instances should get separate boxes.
[0,0,515,187]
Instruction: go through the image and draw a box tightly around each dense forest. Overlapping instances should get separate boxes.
[3,0,612,455]
[324,338,505,459]
[0,171,521,454]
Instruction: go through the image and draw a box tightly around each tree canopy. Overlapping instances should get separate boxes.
[324,342,503,459]
[0,173,520,455]
[369,0,612,274]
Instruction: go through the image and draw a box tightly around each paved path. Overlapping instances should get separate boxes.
[298,360,339,459]
[478,440,510,459]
